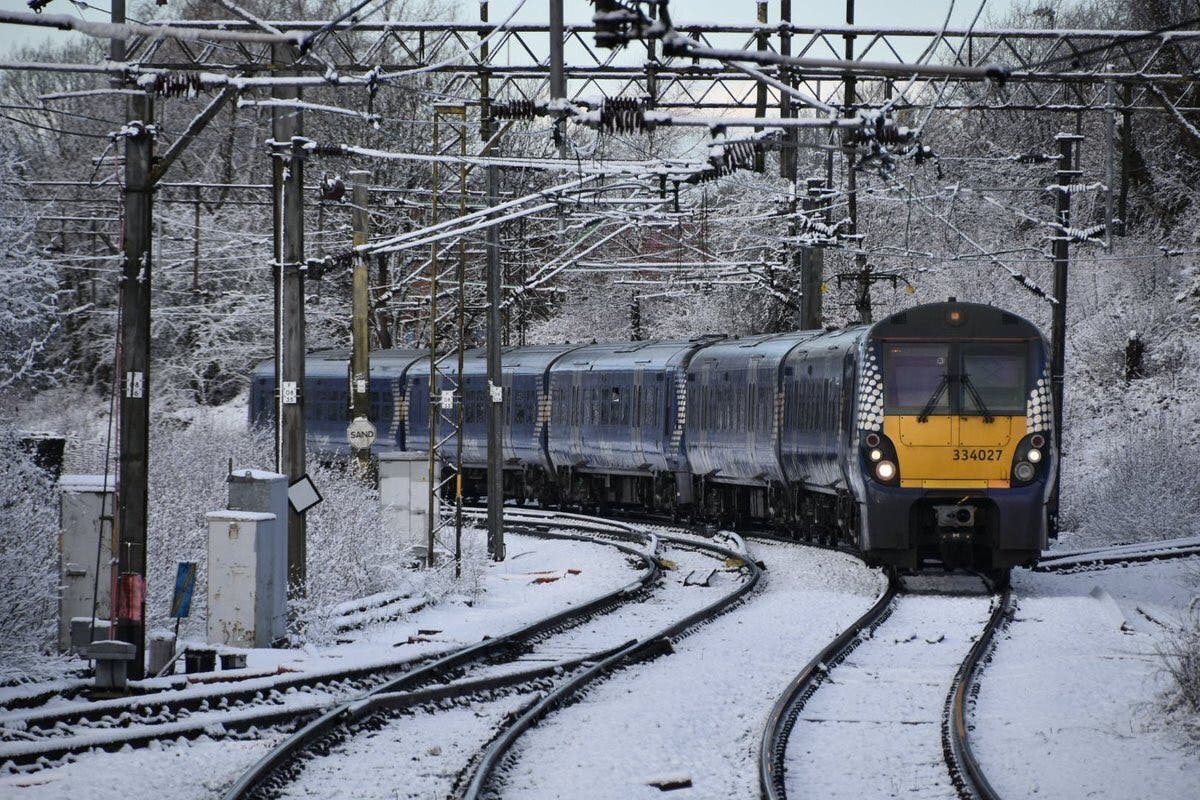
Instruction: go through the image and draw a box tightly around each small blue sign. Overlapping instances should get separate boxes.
[171,562,197,618]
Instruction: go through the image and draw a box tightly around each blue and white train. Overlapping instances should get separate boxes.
[251,301,1055,578]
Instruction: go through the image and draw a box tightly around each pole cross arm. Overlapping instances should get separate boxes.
[149,85,239,185]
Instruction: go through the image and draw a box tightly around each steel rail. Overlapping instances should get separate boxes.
[0,522,655,772]
[220,517,660,800]
[942,589,1013,800]
[459,532,762,799]
[1033,544,1200,573]
[757,584,897,800]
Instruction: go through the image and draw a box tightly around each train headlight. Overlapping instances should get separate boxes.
[1027,448,1043,464]
[869,448,883,462]
[1013,461,1036,482]
[875,460,897,481]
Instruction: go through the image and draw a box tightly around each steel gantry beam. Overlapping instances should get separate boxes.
[118,18,1200,114]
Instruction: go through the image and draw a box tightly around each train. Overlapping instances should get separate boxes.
[251,300,1055,581]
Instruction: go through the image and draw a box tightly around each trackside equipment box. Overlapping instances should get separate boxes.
[206,510,284,648]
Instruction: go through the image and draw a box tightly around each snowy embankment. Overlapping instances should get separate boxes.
[0,531,639,799]
[972,562,1200,799]
[497,540,883,800]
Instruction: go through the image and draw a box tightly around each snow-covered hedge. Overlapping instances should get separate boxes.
[0,431,66,683]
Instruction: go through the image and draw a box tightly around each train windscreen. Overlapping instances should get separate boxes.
[882,342,1028,417]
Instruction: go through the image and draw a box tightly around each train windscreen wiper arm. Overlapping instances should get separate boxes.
[917,374,949,423]
[959,373,995,423]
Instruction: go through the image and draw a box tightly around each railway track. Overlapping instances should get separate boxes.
[1035,535,1200,573]
[760,582,1012,800]
[220,512,760,800]
[0,515,659,772]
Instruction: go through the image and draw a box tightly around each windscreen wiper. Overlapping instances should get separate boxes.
[960,373,995,423]
[917,374,948,423]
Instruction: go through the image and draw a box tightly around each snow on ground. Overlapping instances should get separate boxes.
[0,735,285,800]
[282,695,533,800]
[972,560,1200,799]
[498,541,883,800]
[273,541,745,800]
[0,531,638,798]
[785,591,995,800]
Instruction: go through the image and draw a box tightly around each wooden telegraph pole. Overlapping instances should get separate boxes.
[349,170,373,475]
[271,43,307,596]
[486,163,505,561]
[1048,133,1081,535]
[111,0,152,681]
[114,97,154,681]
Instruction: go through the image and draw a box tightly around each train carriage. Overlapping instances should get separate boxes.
[546,337,718,510]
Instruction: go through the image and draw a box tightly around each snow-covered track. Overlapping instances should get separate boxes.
[220,512,670,800]
[456,529,761,799]
[1034,535,1200,573]
[942,589,1012,800]
[758,584,897,799]
[0,520,656,774]
[760,585,1008,800]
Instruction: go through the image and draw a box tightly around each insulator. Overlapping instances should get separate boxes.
[310,143,346,157]
[146,72,204,97]
[492,99,539,120]
[599,97,648,134]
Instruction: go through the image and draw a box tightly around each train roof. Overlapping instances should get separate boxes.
[552,336,724,373]
[687,331,824,369]
[867,301,1043,340]
[251,348,427,379]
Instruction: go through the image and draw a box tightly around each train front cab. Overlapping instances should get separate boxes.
[855,302,1055,576]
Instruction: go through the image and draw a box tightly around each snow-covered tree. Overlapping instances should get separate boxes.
[0,149,71,394]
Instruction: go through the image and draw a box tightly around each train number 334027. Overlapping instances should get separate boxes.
[951,448,1004,461]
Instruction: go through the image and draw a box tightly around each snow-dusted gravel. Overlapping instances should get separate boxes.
[783,590,996,800]
[972,561,1200,799]
[272,541,745,800]
[497,540,883,800]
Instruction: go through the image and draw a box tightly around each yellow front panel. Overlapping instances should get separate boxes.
[883,415,1024,488]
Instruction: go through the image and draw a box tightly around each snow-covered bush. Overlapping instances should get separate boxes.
[294,460,491,645]
[1161,606,1200,739]
[0,430,67,683]
[1066,412,1200,544]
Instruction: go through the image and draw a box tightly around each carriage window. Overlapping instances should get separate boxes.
[883,343,951,415]
[960,344,1026,416]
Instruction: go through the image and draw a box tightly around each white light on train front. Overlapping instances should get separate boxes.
[869,448,883,462]
[1027,448,1043,463]
[876,460,896,481]
[1014,462,1036,481]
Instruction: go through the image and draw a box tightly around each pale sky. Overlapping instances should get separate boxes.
[0,1,1023,60]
